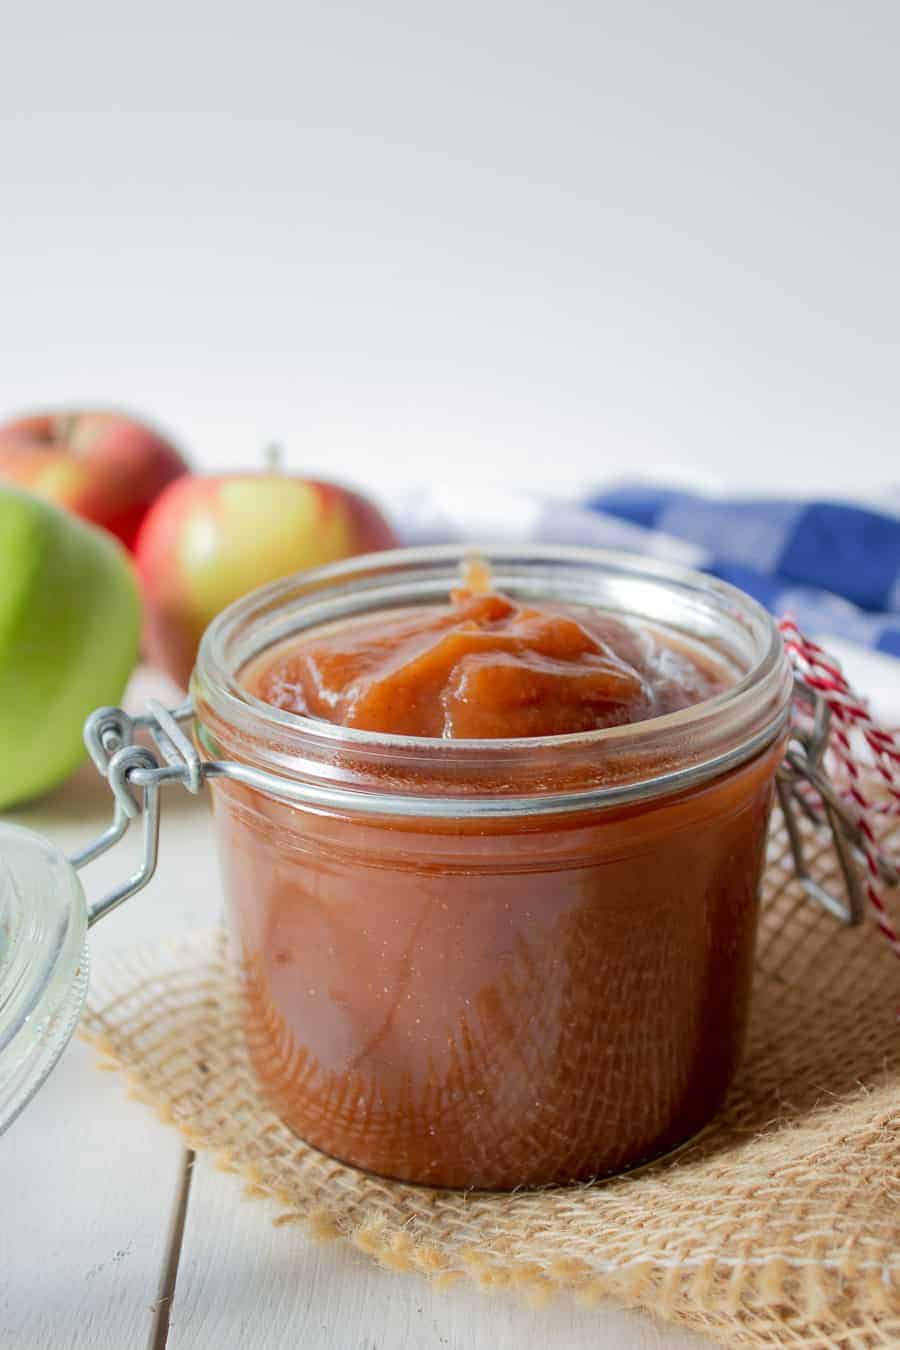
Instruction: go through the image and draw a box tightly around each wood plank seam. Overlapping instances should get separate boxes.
[149,1149,195,1350]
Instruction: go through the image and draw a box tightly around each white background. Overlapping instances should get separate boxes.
[2,0,898,501]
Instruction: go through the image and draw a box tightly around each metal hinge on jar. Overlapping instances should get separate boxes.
[776,679,898,926]
[72,684,897,930]
[70,699,200,925]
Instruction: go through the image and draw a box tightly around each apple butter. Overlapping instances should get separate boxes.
[194,548,791,1189]
[243,582,732,739]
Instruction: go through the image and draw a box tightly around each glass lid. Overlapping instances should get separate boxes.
[0,822,88,1133]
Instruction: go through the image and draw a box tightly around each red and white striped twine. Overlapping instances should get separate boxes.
[779,618,900,983]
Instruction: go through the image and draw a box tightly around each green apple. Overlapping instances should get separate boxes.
[0,486,141,808]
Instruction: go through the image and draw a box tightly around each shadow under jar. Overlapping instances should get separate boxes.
[191,546,792,1190]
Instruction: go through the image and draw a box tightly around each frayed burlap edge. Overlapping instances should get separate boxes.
[80,806,900,1349]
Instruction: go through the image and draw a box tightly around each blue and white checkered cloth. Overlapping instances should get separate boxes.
[396,483,900,657]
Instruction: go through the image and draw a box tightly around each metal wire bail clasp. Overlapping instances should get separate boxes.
[775,679,897,926]
[70,699,203,927]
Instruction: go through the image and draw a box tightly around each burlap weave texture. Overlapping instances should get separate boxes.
[80,806,900,1349]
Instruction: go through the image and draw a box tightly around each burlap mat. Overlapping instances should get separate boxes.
[80,805,900,1349]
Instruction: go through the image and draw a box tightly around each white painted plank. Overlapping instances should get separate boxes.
[169,1155,713,1350]
[0,1036,182,1349]
[0,669,217,1350]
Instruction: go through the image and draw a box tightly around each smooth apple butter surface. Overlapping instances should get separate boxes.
[244,582,731,738]
[207,582,780,1188]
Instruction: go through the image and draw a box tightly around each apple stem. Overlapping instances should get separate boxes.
[263,442,285,473]
[55,412,77,446]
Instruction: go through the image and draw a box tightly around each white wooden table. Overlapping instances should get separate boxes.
[5,644,897,1350]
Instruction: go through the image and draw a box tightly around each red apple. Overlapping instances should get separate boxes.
[135,467,399,688]
[0,410,188,550]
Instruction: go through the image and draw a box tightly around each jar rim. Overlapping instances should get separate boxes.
[192,544,792,814]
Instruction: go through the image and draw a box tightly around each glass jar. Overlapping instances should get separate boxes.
[190,545,792,1189]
